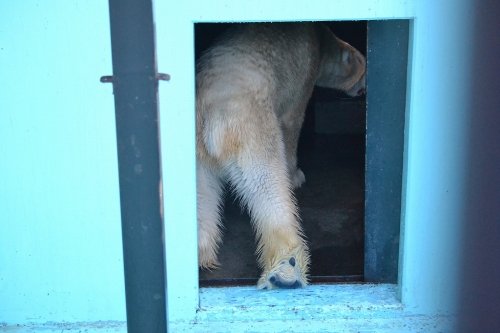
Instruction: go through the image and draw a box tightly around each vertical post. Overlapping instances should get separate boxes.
[365,20,409,283]
[107,1,167,332]
[401,0,474,314]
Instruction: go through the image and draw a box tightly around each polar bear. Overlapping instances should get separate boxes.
[196,23,366,289]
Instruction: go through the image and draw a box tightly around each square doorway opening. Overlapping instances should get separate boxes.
[195,20,407,287]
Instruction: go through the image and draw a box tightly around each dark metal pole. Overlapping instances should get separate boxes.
[107,1,167,332]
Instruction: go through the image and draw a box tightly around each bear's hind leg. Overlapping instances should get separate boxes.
[224,128,310,289]
[197,161,225,270]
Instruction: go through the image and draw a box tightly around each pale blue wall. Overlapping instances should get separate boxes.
[0,0,490,330]
[399,0,474,315]
[0,1,126,324]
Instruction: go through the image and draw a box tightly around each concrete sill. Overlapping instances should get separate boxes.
[184,284,455,332]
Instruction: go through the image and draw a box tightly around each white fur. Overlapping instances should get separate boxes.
[196,23,366,289]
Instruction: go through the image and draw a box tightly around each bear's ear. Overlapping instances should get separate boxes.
[341,49,352,65]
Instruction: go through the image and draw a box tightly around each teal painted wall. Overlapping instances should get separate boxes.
[399,0,474,315]
[0,1,126,324]
[1,0,492,331]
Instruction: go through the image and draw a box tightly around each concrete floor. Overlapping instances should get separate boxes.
[200,95,366,286]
